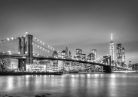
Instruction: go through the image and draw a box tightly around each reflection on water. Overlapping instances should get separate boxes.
[0,73,138,97]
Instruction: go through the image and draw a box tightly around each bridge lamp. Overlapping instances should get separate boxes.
[11,37,14,40]
[8,51,12,55]
[42,42,45,45]
[42,42,44,45]
[39,40,41,44]
[52,48,55,51]
[25,51,28,54]
[25,32,29,35]
[6,37,10,41]
[36,38,38,41]
[18,52,20,54]
[34,37,37,40]
[39,47,42,49]
[22,56,26,58]
[40,41,42,44]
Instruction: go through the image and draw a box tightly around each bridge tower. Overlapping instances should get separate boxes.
[25,34,33,64]
[18,33,33,71]
[18,37,26,55]
[18,37,26,71]
[103,56,112,73]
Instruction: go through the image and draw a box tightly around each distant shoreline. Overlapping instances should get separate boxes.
[0,71,63,75]
[0,92,52,97]
[0,70,137,76]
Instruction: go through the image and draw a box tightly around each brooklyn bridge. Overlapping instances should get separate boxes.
[0,32,128,73]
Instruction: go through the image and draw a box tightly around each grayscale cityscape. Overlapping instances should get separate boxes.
[0,0,138,97]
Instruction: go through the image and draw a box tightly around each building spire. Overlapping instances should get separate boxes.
[110,32,113,41]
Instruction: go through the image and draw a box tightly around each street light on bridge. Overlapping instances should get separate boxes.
[8,50,12,55]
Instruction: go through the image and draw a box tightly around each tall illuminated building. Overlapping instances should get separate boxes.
[116,43,126,67]
[109,33,115,62]
[92,49,97,61]
[116,43,122,63]
[122,47,125,63]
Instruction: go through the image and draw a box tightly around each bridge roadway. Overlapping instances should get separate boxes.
[0,53,108,66]
[34,56,128,71]
[0,53,127,72]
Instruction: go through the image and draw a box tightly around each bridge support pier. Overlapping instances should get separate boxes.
[103,66,112,73]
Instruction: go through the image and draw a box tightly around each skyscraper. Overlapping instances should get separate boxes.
[116,43,126,67]
[122,47,125,63]
[91,49,97,61]
[116,43,122,63]
[109,33,115,61]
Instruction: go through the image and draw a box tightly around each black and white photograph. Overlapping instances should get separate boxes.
[0,0,138,97]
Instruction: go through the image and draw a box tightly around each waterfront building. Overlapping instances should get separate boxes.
[26,64,46,72]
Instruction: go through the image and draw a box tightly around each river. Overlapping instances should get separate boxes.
[0,73,138,97]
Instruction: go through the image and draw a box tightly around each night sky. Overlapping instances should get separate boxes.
[0,0,138,64]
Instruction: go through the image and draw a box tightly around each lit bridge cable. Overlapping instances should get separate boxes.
[33,37,56,52]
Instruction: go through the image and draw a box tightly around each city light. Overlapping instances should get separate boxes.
[11,37,14,40]
[6,37,10,41]
[25,32,29,35]
[17,52,20,54]
[8,50,12,55]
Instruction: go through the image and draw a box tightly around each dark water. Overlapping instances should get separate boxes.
[0,73,138,97]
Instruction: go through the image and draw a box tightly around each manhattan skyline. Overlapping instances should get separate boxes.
[0,0,138,64]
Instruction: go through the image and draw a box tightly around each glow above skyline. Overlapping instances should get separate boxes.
[110,33,113,41]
